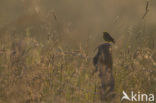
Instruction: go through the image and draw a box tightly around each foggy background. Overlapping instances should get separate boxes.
[0,0,156,31]
[0,0,156,49]
[0,1,156,103]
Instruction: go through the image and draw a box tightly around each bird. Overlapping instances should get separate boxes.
[103,32,115,44]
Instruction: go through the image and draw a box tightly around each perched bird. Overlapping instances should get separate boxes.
[103,32,115,44]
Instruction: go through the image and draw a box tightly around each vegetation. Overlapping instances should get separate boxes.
[0,0,156,103]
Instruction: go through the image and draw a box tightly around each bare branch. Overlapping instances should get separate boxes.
[142,1,150,19]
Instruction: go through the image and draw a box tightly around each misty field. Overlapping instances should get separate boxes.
[0,0,156,103]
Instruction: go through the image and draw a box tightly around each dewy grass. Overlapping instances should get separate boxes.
[0,32,155,103]
[0,3,156,102]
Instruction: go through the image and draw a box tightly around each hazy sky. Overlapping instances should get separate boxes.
[0,0,155,40]
[0,0,156,24]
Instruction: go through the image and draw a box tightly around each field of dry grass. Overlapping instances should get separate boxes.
[0,0,156,103]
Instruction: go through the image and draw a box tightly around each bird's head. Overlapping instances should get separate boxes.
[103,32,115,44]
[103,32,108,34]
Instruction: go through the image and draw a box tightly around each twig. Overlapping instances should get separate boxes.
[93,83,97,103]
[142,1,149,19]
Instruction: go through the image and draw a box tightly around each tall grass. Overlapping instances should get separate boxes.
[0,12,155,103]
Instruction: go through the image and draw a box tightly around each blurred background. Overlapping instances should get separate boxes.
[0,0,155,103]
